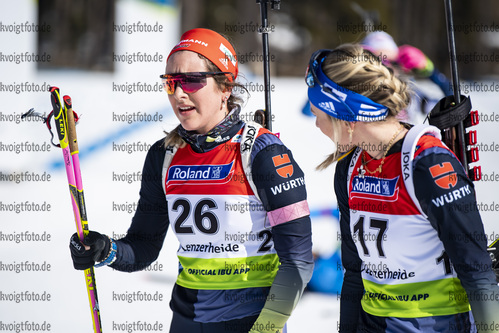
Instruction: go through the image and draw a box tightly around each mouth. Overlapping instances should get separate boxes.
[178,105,196,114]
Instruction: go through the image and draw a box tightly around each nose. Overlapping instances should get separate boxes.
[172,82,187,100]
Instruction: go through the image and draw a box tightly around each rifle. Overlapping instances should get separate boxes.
[428,0,498,281]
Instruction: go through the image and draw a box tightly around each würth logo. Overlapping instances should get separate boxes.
[429,162,457,189]
[272,154,294,178]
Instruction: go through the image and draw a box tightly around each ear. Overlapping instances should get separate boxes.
[222,90,231,101]
[220,92,230,111]
[344,121,355,132]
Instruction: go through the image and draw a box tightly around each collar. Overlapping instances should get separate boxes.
[177,106,243,153]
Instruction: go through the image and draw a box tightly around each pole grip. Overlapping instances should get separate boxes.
[64,95,80,153]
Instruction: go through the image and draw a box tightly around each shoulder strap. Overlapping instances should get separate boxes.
[240,121,263,202]
[346,147,363,196]
[401,124,442,218]
[161,144,178,194]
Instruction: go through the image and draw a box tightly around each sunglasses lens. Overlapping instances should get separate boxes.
[305,66,315,87]
[181,74,207,93]
[161,77,174,94]
[161,74,208,95]
[305,50,328,88]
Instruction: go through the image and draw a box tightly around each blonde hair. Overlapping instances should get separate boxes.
[316,43,412,169]
[316,116,343,170]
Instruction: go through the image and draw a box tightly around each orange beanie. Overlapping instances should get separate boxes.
[168,28,238,80]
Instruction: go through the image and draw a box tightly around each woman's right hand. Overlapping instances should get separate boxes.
[69,231,110,270]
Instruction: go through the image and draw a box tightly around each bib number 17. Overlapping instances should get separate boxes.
[353,216,388,258]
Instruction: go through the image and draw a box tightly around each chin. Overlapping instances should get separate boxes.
[179,120,198,132]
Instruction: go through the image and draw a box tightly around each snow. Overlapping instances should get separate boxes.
[0,1,497,332]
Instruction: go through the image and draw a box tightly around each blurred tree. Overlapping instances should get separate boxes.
[37,0,499,78]
[178,0,499,80]
[38,0,115,71]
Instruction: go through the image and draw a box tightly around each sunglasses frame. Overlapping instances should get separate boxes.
[159,71,234,95]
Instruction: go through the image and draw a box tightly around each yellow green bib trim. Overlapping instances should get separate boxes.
[362,278,471,318]
[176,254,280,290]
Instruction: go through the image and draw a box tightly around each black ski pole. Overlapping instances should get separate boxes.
[255,0,280,131]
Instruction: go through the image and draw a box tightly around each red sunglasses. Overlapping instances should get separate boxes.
[159,72,233,95]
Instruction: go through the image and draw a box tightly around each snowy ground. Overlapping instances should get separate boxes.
[1,1,498,332]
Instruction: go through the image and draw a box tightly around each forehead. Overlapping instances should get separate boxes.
[165,51,208,73]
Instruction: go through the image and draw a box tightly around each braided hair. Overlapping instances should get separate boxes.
[317,43,413,169]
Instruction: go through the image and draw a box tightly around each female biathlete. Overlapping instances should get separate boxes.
[69,28,314,333]
[304,44,499,332]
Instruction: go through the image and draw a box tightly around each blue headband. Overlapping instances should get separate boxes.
[307,57,388,122]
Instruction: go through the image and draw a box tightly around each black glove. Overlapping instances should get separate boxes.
[69,231,110,270]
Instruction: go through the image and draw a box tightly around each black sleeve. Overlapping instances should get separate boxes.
[111,139,170,272]
[413,146,499,328]
[334,154,364,333]
[251,135,314,266]
[250,134,314,318]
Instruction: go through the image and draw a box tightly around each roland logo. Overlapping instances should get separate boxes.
[168,161,234,181]
[352,175,399,197]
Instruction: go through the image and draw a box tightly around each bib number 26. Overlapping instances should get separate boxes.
[172,198,219,234]
[171,198,273,252]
